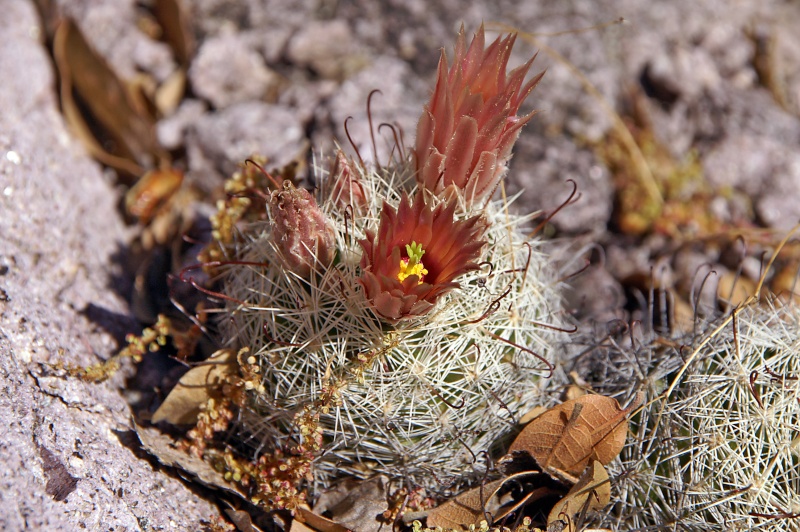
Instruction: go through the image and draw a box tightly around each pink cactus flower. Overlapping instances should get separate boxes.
[414,25,544,205]
[358,191,486,321]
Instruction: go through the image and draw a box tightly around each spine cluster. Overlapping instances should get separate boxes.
[577,296,800,530]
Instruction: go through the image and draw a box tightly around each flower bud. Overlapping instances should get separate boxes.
[268,181,335,278]
[328,150,367,212]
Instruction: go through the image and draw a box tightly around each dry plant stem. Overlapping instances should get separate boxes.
[521,17,626,38]
[63,314,172,382]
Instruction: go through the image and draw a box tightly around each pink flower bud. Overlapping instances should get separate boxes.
[328,150,367,212]
[269,181,335,278]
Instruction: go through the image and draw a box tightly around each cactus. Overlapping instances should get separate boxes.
[573,296,800,530]
[219,156,564,495]
[185,24,569,508]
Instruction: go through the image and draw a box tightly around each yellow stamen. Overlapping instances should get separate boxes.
[397,242,428,284]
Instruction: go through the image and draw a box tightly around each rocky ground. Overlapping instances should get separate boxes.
[2,0,800,529]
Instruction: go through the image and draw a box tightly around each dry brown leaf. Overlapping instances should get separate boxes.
[54,18,144,179]
[295,507,352,532]
[133,422,246,498]
[223,506,262,532]
[508,394,640,477]
[563,384,587,402]
[717,271,756,308]
[773,259,800,304]
[670,292,695,337]
[153,0,195,66]
[155,69,187,116]
[518,405,548,426]
[313,476,390,532]
[53,18,164,175]
[290,519,318,532]
[220,492,275,532]
[152,349,237,424]
[547,461,610,532]
[490,471,567,525]
[425,479,504,530]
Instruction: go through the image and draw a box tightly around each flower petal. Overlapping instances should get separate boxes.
[444,116,478,189]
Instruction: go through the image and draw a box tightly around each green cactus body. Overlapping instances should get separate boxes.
[220,159,564,494]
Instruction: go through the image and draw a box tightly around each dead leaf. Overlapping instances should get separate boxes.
[773,260,800,303]
[670,292,695,336]
[518,405,548,426]
[717,271,756,308]
[290,519,318,532]
[53,18,164,175]
[155,69,187,116]
[133,422,246,499]
[152,349,237,424]
[295,507,352,532]
[313,476,390,532]
[508,394,640,477]
[153,0,195,66]
[547,461,610,532]
[55,36,144,179]
[220,491,275,532]
[425,479,504,529]
[223,506,261,532]
[563,384,587,402]
[489,470,567,525]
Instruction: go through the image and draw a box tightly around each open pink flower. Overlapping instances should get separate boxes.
[414,25,543,205]
[358,191,486,321]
